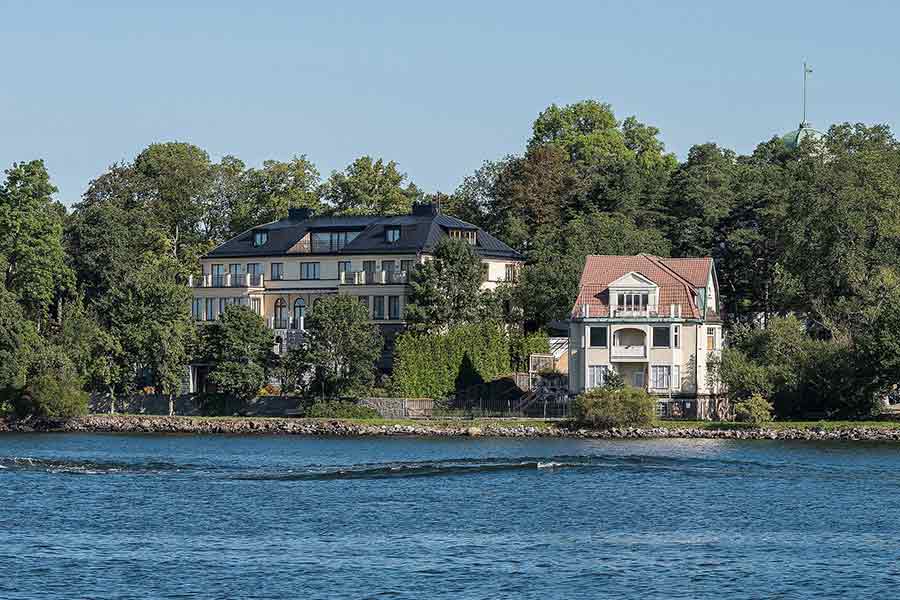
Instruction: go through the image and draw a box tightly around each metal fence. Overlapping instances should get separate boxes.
[444,373,572,418]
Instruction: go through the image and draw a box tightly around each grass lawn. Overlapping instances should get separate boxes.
[658,419,900,430]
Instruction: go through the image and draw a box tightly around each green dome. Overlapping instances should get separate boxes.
[782,122,823,150]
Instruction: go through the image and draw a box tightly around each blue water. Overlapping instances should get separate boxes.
[2,435,900,599]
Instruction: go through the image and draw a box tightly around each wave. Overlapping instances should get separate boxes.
[0,456,195,475]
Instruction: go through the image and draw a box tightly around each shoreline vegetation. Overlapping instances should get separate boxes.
[5,414,900,442]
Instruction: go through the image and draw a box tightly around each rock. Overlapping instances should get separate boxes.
[466,427,483,437]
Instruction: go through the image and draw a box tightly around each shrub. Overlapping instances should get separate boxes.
[509,330,551,371]
[573,386,656,429]
[392,322,511,399]
[733,393,774,425]
[12,375,89,419]
[306,400,379,419]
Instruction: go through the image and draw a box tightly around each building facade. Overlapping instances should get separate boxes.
[189,202,523,360]
[568,254,723,418]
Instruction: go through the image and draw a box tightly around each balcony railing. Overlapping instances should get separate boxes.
[611,306,659,318]
[611,345,647,359]
[269,317,306,331]
[340,270,409,285]
[190,273,264,288]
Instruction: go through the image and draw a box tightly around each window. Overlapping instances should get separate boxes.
[311,231,358,252]
[338,261,352,279]
[616,292,650,314]
[218,298,227,316]
[210,264,224,287]
[382,260,397,272]
[274,298,288,328]
[673,325,681,349]
[388,296,400,320]
[707,327,717,350]
[651,365,671,390]
[386,227,401,243]
[588,365,610,388]
[652,326,671,348]
[373,296,385,319]
[505,264,519,282]
[205,298,214,321]
[228,264,242,276]
[401,259,414,274]
[293,299,305,328]
[271,263,283,280]
[301,262,320,280]
[589,326,608,348]
[672,365,681,391]
[362,260,376,272]
[449,229,477,245]
[252,231,268,247]
[247,263,263,283]
[251,298,261,315]
[192,298,203,321]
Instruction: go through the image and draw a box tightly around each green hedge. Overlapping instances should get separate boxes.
[392,323,512,399]
[573,386,656,429]
[509,331,551,372]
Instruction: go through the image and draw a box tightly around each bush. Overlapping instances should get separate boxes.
[12,375,89,419]
[392,322,511,399]
[573,386,656,429]
[733,393,774,425]
[509,330,551,371]
[305,400,379,419]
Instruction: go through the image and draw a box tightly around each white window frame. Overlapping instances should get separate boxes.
[650,365,671,390]
[673,325,680,349]
[300,262,320,280]
[588,365,610,388]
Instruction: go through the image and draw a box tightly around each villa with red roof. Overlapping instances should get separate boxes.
[568,254,723,418]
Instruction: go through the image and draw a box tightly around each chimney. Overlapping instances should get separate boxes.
[288,207,313,221]
[411,201,439,217]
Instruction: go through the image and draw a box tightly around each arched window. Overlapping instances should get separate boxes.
[274,298,287,329]
[293,298,305,329]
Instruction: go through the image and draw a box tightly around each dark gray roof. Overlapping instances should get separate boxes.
[205,210,523,260]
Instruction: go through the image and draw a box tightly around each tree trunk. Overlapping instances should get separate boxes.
[108,386,116,414]
[168,394,175,416]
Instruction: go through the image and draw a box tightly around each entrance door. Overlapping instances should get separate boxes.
[632,370,645,389]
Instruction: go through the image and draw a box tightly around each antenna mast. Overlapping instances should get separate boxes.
[802,61,813,125]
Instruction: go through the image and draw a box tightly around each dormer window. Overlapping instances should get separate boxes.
[252,231,268,247]
[386,227,401,243]
[449,229,476,245]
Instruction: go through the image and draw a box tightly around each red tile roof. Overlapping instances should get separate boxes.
[571,254,713,319]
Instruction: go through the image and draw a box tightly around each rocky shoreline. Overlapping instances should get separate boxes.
[2,414,900,442]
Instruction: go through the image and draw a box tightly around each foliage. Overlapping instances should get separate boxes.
[572,386,657,429]
[305,400,379,419]
[733,394,774,425]
[11,375,89,419]
[323,156,419,215]
[302,295,382,397]
[391,323,512,399]
[508,330,550,372]
[602,371,626,390]
[0,160,72,321]
[405,238,494,332]
[198,305,274,401]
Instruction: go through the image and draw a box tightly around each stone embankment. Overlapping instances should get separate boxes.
[3,414,900,441]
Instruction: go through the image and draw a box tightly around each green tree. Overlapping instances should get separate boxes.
[405,238,491,332]
[0,285,40,388]
[323,156,419,215]
[0,160,72,323]
[198,305,274,402]
[303,295,382,397]
[133,142,213,263]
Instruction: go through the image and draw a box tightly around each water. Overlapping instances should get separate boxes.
[2,434,900,599]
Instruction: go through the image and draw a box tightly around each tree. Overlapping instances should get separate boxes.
[133,142,213,263]
[405,238,492,332]
[0,284,40,388]
[0,160,72,323]
[199,305,274,402]
[323,156,419,215]
[302,295,382,397]
[234,157,323,233]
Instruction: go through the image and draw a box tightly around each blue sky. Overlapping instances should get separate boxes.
[2,1,898,204]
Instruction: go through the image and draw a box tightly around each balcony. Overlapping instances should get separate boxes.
[611,305,659,318]
[269,317,305,331]
[190,273,264,288]
[340,270,409,285]
[610,345,647,360]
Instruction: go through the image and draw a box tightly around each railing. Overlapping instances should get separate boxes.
[189,273,264,288]
[269,317,306,331]
[611,345,647,359]
[340,270,409,285]
[612,306,659,318]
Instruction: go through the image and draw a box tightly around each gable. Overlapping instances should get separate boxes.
[608,271,657,288]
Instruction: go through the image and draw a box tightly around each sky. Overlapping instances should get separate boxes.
[2,1,899,205]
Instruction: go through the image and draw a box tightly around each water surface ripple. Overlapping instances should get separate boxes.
[2,434,898,599]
